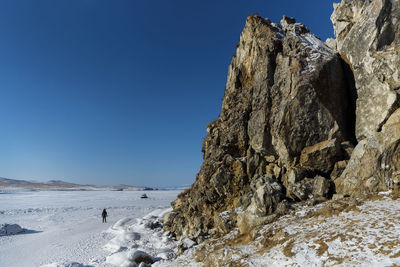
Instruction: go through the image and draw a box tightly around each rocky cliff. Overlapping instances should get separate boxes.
[164,0,400,246]
[332,0,400,196]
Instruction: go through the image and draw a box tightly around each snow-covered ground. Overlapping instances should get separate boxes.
[4,189,399,267]
[0,190,180,267]
[163,193,400,267]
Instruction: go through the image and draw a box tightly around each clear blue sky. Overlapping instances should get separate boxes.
[0,0,337,187]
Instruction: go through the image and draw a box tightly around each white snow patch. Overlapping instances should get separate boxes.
[104,207,178,266]
[289,32,335,74]
[0,190,181,267]
[180,237,196,249]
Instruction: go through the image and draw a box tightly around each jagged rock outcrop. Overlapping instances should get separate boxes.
[331,0,400,196]
[164,14,357,241]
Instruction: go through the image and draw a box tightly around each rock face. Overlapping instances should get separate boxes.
[331,0,400,196]
[164,0,400,243]
[164,14,356,241]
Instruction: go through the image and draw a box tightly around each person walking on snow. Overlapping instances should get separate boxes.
[102,208,108,223]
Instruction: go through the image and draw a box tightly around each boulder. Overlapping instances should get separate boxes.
[213,210,235,235]
[312,176,331,198]
[330,160,348,180]
[246,175,283,216]
[300,139,342,174]
[275,199,290,216]
[0,224,24,236]
[129,250,154,265]
[286,178,314,201]
[237,212,277,235]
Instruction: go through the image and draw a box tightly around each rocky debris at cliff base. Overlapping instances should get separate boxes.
[157,193,400,266]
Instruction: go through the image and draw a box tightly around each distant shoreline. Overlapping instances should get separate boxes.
[0,177,158,191]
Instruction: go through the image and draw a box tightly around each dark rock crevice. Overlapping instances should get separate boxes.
[375,0,394,50]
[339,57,358,145]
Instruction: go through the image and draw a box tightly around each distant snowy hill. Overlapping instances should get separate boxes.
[0,177,154,191]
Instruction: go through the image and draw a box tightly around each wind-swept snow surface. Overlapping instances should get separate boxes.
[0,190,180,267]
